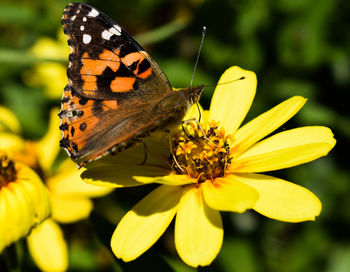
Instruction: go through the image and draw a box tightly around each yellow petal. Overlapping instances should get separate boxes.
[82,134,171,188]
[82,164,168,188]
[133,174,195,186]
[0,133,25,151]
[232,96,307,156]
[36,108,61,171]
[50,195,92,223]
[183,103,205,122]
[27,219,68,272]
[30,37,66,58]
[88,131,170,167]
[48,160,112,198]
[0,161,51,253]
[111,185,182,261]
[0,106,21,133]
[201,176,259,212]
[175,185,223,267]
[209,66,256,135]
[231,126,336,172]
[233,173,322,222]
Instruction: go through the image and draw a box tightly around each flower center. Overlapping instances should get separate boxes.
[0,155,17,187]
[170,121,232,183]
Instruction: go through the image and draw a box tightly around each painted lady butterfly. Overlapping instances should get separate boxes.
[59,3,204,167]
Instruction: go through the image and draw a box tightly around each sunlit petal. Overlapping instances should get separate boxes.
[112,185,182,261]
[183,103,205,122]
[27,219,68,272]
[232,96,306,156]
[233,173,322,222]
[0,160,51,252]
[50,195,92,223]
[175,185,223,267]
[209,66,256,135]
[36,108,61,171]
[48,160,112,197]
[134,174,195,185]
[231,126,336,172]
[0,133,25,151]
[201,176,259,212]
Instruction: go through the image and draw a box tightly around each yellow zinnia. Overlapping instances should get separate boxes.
[0,107,112,271]
[83,66,336,267]
[22,30,69,99]
[0,155,50,253]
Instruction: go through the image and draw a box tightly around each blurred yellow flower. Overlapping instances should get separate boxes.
[23,30,69,99]
[0,106,21,134]
[0,155,50,253]
[0,107,112,271]
[83,66,336,267]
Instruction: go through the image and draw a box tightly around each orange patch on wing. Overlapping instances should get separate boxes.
[102,100,118,110]
[110,77,136,92]
[121,52,144,66]
[138,67,152,79]
[121,52,152,79]
[100,49,120,62]
[80,50,120,75]
[81,75,97,91]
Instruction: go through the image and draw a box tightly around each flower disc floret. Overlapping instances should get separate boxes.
[171,121,232,183]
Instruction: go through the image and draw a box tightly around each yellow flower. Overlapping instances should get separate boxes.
[82,66,336,267]
[22,31,69,99]
[0,106,21,134]
[0,107,112,271]
[0,155,51,253]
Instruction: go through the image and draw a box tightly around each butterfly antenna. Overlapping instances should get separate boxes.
[196,102,202,122]
[190,26,206,87]
[203,76,246,88]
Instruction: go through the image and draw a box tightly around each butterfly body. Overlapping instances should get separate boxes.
[59,3,203,167]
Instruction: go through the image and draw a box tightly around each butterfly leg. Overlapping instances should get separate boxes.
[168,134,185,173]
[138,142,148,165]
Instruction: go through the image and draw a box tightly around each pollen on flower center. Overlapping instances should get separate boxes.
[170,121,232,183]
[0,154,17,187]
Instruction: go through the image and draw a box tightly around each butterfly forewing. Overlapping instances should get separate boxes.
[61,3,171,100]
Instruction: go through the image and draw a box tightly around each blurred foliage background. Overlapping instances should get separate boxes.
[0,0,349,271]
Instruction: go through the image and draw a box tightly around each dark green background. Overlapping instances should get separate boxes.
[0,0,349,271]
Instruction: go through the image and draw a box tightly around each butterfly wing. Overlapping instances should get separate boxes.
[59,84,181,166]
[60,3,190,166]
[61,3,172,99]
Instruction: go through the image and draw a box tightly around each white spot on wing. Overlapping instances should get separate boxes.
[111,25,122,36]
[83,34,91,44]
[80,25,84,31]
[88,8,99,17]
[101,25,122,40]
[101,30,113,40]
[83,17,87,22]
[71,15,76,21]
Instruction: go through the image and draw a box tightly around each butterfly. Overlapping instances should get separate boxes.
[59,3,204,167]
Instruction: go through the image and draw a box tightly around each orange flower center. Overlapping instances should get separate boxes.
[170,121,232,183]
[0,155,17,187]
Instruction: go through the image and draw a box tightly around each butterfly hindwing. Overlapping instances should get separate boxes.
[59,84,167,164]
